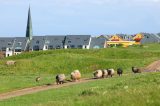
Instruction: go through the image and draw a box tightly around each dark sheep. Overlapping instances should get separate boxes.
[132,67,142,73]
[35,77,41,82]
[117,68,123,76]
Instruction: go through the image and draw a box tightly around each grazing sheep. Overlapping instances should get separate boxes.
[56,74,66,85]
[102,69,108,78]
[35,77,41,82]
[132,67,141,73]
[117,68,123,76]
[6,60,16,66]
[107,69,115,77]
[71,70,81,81]
[93,70,103,79]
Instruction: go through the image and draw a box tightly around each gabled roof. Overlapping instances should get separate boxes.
[141,33,160,44]
[65,35,91,46]
[13,37,29,51]
[90,37,106,49]
[0,37,15,50]
[29,36,47,50]
[45,35,66,48]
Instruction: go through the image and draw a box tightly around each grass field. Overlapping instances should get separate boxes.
[0,72,160,106]
[0,43,160,93]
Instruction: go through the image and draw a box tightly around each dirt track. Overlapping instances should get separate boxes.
[0,78,95,101]
[144,60,160,72]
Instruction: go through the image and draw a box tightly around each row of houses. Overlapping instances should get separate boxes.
[1,33,160,57]
[0,35,107,57]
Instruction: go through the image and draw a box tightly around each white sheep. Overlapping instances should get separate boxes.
[102,69,108,78]
[56,74,66,85]
[71,70,81,81]
[6,60,16,66]
[93,70,103,79]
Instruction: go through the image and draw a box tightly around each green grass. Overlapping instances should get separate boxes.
[0,43,160,93]
[0,72,160,106]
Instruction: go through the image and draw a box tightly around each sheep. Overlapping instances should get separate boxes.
[6,60,16,66]
[132,67,142,73]
[71,70,81,81]
[35,77,41,82]
[102,69,108,78]
[107,69,115,77]
[56,74,66,85]
[93,70,103,79]
[117,68,123,76]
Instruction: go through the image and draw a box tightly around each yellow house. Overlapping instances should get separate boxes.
[133,33,144,44]
[106,34,141,47]
[109,35,123,41]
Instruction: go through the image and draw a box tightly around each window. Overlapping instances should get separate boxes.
[56,45,61,49]
[18,42,21,45]
[8,48,11,51]
[45,45,48,49]
[2,47,6,51]
[49,45,53,49]
[45,40,50,44]
[8,42,12,45]
[36,40,40,44]
[33,45,40,51]
[77,45,82,49]
[15,49,22,52]
[70,45,75,48]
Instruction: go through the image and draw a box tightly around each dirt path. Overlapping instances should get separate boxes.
[0,78,96,101]
[144,60,160,72]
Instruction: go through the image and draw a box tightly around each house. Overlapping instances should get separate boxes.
[0,38,15,57]
[29,36,48,51]
[64,35,91,49]
[13,37,29,55]
[46,35,66,49]
[132,33,144,44]
[140,33,160,44]
[90,37,107,49]
[107,34,136,47]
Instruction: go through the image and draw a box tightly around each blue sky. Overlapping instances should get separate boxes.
[0,0,160,37]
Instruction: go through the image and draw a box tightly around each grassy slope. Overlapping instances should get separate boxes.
[0,43,160,93]
[0,72,160,106]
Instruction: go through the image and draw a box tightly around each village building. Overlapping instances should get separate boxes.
[64,35,91,49]
[46,36,66,49]
[13,37,29,55]
[90,37,107,49]
[0,38,15,57]
[141,33,160,44]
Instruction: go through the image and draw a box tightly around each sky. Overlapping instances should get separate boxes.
[0,0,160,37]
